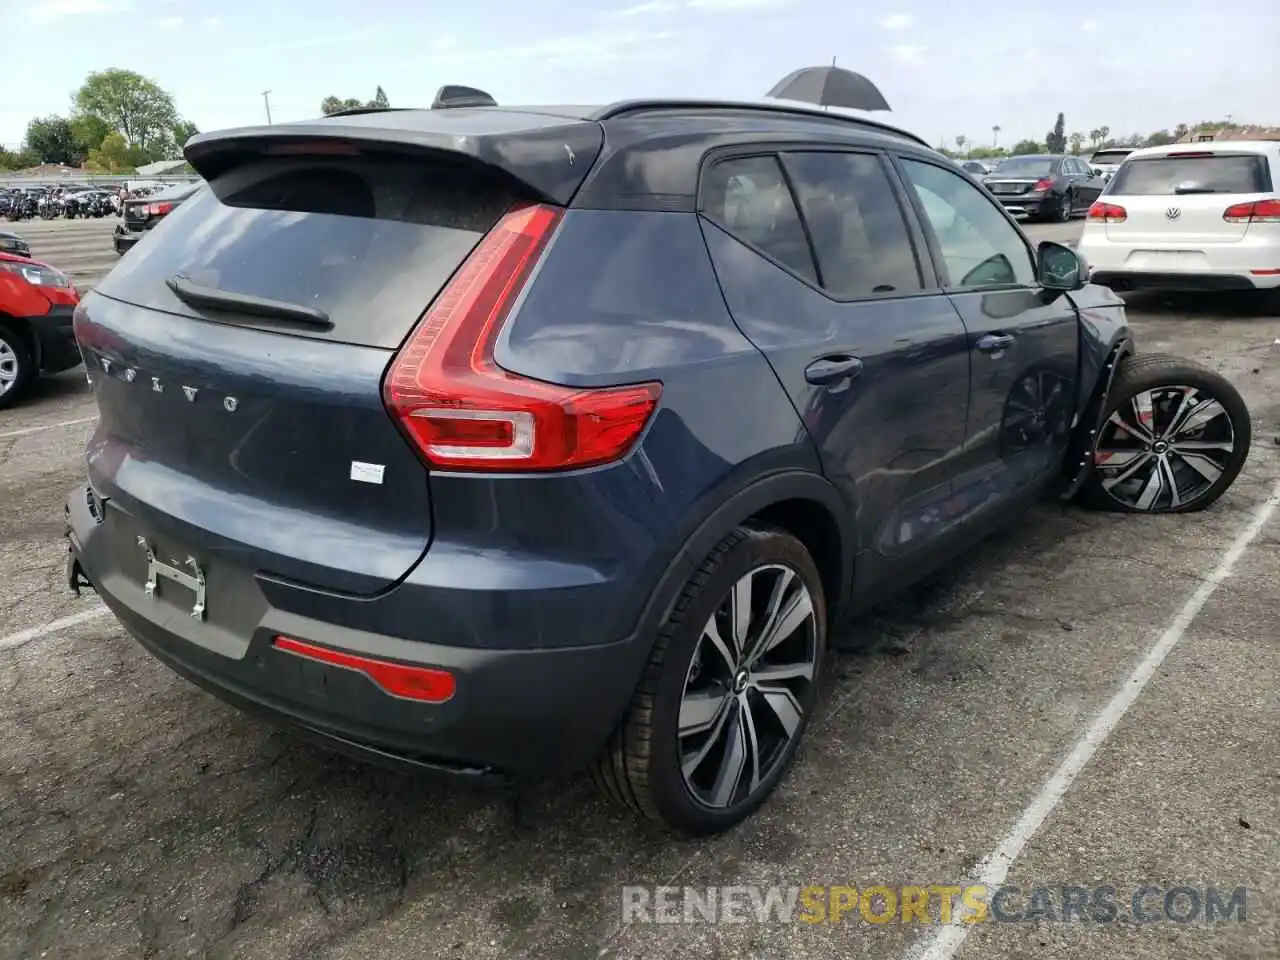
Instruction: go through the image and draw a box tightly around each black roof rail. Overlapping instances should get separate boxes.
[590,98,930,148]
[321,106,414,119]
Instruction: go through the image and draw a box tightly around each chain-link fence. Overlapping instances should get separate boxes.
[0,173,202,187]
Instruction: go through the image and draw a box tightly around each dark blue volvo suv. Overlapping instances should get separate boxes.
[65,99,1251,834]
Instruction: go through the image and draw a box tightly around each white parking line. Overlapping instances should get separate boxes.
[0,605,109,652]
[0,416,96,441]
[905,478,1280,960]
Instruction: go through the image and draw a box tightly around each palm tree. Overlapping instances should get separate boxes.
[1069,131,1084,154]
[1088,128,1102,149]
[1098,125,1110,147]
[991,125,1001,147]
[955,134,968,156]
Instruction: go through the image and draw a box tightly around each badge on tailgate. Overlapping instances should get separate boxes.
[136,536,207,620]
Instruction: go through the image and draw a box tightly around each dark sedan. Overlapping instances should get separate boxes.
[0,230,31,258]
[113,181,202,255]
[982,154,1105,221]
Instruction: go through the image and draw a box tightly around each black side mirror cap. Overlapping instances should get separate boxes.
[1037,240,1086,291]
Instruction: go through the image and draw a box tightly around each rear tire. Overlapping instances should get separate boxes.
[0,323,36,410]
[1058,190,1074,222]
[591,525,826,835]
[1077,353,1251,513]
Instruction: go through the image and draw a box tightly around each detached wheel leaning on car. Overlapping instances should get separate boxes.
[592,525,826,834]
[1080,353,1251,513]
[0,323,35,410]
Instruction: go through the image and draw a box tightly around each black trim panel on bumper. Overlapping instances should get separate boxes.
[1090,271,1259,292]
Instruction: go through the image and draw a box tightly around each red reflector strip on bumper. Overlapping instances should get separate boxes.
[1250,269,1280,276]
[273,635,456,703]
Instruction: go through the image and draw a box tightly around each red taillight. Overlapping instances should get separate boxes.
[147,201,174,217]
[1223,199,1280,223]
[383,203,662,472]
[273,636,456,703]
[1088,201,1128,222]
[1032,178,1054,192]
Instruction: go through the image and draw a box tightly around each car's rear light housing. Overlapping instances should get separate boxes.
[273,635,456,703]
[1223,199,1280,223]
[146,201,174,217]
[383,202,662,473]
[1032,178,1054,192]
[1088,201,1128,222]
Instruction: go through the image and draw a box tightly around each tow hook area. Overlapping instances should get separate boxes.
[65,509,95,597]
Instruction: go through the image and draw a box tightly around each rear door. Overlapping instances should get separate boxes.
[1103,149,1274,244]
[81,148,536,597]
[697,148,972,566]
[894,155,1080,518]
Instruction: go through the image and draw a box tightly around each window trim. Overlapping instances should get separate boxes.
[888,152,1040,294]
[696,142,943,303]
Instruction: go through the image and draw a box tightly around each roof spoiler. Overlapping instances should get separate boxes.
[182,120,602,206]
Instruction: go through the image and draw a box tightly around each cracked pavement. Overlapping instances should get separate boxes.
[0,218,1277,960]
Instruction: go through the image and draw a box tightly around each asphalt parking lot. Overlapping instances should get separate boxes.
[1,216,1277,960]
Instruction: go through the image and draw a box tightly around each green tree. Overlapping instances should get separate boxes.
[24,116,83,165]
[70,114,111,155]
[171,119,200,152]
[0,147,40,171]
[1011,139,1045,155]
[1068,131,1084,154]
[74,68,179,155]
[1172,123,1189,141]
[1045,112,1066,153]
[84,131,145,173]
[321,95,365,115]
[372,86,390,108]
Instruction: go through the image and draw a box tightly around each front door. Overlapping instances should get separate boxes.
[697,149,972,573]
[893,155,1080,528]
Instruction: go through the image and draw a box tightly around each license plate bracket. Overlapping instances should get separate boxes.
[137,536,207,620]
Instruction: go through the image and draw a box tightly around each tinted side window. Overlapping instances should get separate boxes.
[899,158,1036,288]
[781,151,922,298]
[701,156,817,284]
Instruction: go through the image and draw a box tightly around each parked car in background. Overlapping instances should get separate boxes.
[114,181,202,255]
[0,252,81,408]
[983,154,1106,221]
[1088,146,1137,181]
[0,230,31,258]
[959,160,991,179]
[1078,140,1280,300]
[65,97,1251,834]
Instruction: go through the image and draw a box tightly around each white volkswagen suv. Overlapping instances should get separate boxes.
[1077,140,1280,300]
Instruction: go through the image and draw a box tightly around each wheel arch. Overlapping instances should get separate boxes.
[0,310,39,365]
[631,470,856,650]
[1061,333,1136,498]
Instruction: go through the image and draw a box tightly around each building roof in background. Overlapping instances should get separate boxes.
[134,159,189,176]
[1178,125,1280,142]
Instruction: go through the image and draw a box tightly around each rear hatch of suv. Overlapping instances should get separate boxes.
[79,113,604,598]
[1101,149,1276,243]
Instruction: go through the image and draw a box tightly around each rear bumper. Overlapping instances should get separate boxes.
[1078,234,1280,290]
[994,195,1051,218]
[65,483,653,781]
[112,226,141,254]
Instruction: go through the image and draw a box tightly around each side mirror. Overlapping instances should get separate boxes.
[1091,167,1104,176]
[1037,241,1085,291]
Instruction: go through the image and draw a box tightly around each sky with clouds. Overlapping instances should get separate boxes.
[1,0,1275,152]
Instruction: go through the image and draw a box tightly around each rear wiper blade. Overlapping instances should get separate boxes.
[165,275,332,329]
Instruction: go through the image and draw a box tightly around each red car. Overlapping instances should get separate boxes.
[0,252,81,409]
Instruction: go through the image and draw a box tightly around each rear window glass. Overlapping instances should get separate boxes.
[97,152,524,348]
[1090,150,1133,164]
[1108,154,1271,195]
[990,156,1057,178]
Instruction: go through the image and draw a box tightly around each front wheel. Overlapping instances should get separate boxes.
[1078,353,1251,513]
[0,324,36,410]
[592,525,826,834]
